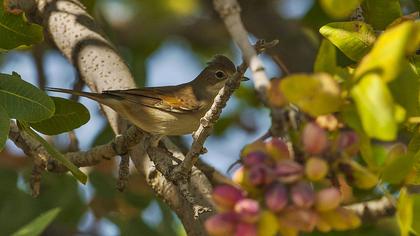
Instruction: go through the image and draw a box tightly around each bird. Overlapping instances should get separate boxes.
[46,55,240,136]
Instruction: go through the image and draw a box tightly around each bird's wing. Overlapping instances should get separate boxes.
[103,86,203,113]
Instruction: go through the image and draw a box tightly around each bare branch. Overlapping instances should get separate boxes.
[8,122,144,171]
[213,0,272,97]
[116,154,130,191]
[9,121,48,160]
[345,196,396,221]
[30,155,46,197]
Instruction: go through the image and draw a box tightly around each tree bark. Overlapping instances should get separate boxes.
[32,0,214,234]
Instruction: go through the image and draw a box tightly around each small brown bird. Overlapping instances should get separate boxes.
[47,55,239,135]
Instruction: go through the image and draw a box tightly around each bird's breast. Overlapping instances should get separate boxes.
[120,104,207,136]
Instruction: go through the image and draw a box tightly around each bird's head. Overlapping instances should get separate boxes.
[193,55,246,96]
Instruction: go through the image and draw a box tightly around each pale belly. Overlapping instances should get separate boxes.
[120,104,206,135]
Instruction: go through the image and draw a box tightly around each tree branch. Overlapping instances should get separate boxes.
[8,122,143,170]
[213,0,272,98]
[345,196,396,221]
[24,0,216,234]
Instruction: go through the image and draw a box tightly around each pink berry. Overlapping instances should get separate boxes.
[291,181,315,208]
[235,223,257,236]
[234,198,260,223]
[302,122,328,154]
[336,131,359,155]
[265,138,290,160]
[278,207,318,232]
[305,157,329,181]
[243,152,268,167]
[265,182,288,212]
[248,164,275,186]
[213,185,245,211]
[275,160,303,183]
[205,213,238,236]
[315,187,341,212]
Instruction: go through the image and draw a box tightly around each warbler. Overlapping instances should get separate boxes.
[47,55,240,135]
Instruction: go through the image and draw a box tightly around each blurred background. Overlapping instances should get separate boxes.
[0,0,417,235]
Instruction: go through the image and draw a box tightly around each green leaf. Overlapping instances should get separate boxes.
[351,73,401,141]
[18,121,87,184]
[30,97,90,135]
[11,208,61,236]
[411,55,420,76]
[357,133,376,168]
[397,188,413,236]
[408,129,420,185]
[381,144,413,184]
[0,106,9,151]
[280,73,342,116]
[0,6,43,50]
[319,0,363,19]
[371,144,388,166]
[0,73,54,122]
[389,62,420,118]
[408,128,420,154]
[320,21,376,61]
[341,104,364,133]
[355,21,420,82]
[362,0,402,30]
[412,194,420,235]
[348,159,379,189]
[314,39,337,74]
[314,39,351,83]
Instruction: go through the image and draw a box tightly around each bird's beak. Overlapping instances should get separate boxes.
[241,76,250,81]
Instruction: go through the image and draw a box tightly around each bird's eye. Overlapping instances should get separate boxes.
[215,70,226,79]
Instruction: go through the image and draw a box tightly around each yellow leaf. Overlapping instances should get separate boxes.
[280,73,342,116]
[397,188,413,236]
[355,21,420,82]
[351,73,402,141]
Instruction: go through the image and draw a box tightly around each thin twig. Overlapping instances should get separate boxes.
[67,131,79,152]
[69,77,85,102]
[32,44,47,90]
[272,54,290,76]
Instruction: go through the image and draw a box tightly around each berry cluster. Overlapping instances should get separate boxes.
[205,121,378,236]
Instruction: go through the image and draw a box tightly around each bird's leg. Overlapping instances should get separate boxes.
[111,134,128,156]
[150,135,163,147]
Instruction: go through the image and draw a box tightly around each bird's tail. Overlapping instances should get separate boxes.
[45,87,110,102]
